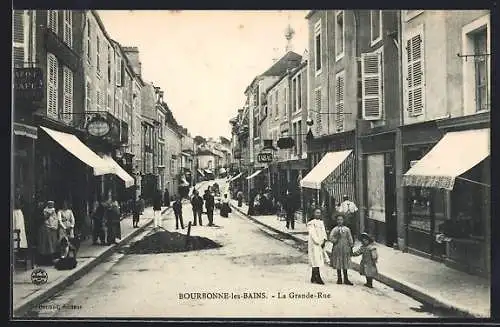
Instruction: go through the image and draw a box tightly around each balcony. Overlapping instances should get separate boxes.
[59,111,128,147]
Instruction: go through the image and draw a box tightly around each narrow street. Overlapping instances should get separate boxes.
[29,185,440,318]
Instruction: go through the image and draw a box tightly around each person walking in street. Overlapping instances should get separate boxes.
[106,194,122,245]
[191,190,204,226]
[57,199,75,241]
[91,200,106,245]
[329,214,354,285]
[163,188,170,207]
[236,190,243,207]
[132,195,144,228]
[38,200,59,265]
[172,195,185,230]
[307,208,328,285]
[338,195,359,240]
[351,233,378,288]
[204,188,215,226]
[153,190,163,229]
[220,193,232,218]
[283,190,297,230]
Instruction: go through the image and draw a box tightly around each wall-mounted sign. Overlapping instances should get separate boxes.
[13,123,38,139]
[87,117,110,137]
[15,68,44,101]
[257,152,273,163]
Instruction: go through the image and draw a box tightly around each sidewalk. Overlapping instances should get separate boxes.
[13,206,170,317]
[230,199,490,318]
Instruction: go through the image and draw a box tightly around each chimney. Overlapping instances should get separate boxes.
[158,90,164,103]
[122,46,142,76]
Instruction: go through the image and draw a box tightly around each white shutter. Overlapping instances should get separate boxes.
[335,72,345,132]
[315,88,322,135]
[13,10,26,66]
[46,53,58,118]
[63,10,72,48]
[406,27,424,117]
[47,10,58,33]
[85,81,91,111]
[62,66,73,123]
[116,55,122,86]
[361,52,383,120]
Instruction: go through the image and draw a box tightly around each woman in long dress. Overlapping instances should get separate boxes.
[329,214,354,285]
[106,195,121,245]
[220,194,232,218]
[307,208,328,284]
[58,200,75,240]
[38,201,59,264]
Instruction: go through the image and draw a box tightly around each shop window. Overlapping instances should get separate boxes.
[407,187,446,232]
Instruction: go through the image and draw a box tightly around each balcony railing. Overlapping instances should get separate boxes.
[59,111,128,146]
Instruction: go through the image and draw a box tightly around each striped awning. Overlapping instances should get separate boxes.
[246,169,263,180]
[300,150,353,189]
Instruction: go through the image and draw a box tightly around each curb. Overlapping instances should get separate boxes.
[230,203,482,318]
[13,207,170,318]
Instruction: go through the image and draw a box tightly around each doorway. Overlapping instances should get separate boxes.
[384,152,397,247]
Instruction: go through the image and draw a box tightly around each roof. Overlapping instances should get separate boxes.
[265,56,305,94]
[261,51,302,77]
[290,61,308,77]
[305,10,317,19]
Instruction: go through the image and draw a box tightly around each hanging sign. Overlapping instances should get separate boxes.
[257,152,273,163]
[87,117,110,137]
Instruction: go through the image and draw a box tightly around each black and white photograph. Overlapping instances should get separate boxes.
[11,9,491,320]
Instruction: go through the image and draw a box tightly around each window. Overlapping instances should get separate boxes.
[159,144,164,165]
[170,159,175,174]
[269,94,273,118]
[292,78,297,112]
[370,10,382,45]
[63,10,72,48]
[297,120,303,155]
[85,81,91,111]
[314,20,322,73]
[335,11,345,61]
[274,90,279,117]
[46,53,58,119]
[62,66,73,123]
[96,35,101,74]
[283,87,287,118]
[13,10,27,66]
[293,122,297,155]
[314,88,322,134]
[335,71,345,132]
[107,91,111,111]
[405,25,425,117]
[473,29,489,112]
[361,51,383,120]
[86,19,91,62]
[107,45,112,83]
[47,10,58,34]
[116,55,122,86]
[297,73,302,111]
[96,89,101,110]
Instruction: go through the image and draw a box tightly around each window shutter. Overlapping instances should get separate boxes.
[46,53,58,119]
[85,81,91,111]
[62,66,73,123]
[315,88,322,134]
[335,73,345,132]
[48,10,58,33]
[406,29,424,116]
[63,10,72,48]
[361,52,382,120]
[116,55,122,86]
[13,10,25,66]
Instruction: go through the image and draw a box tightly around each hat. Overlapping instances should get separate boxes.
[47,200,55,206]
[359,232,373,242]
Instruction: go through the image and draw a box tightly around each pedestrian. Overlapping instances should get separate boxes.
[38,200,59,264]
[203,188,215,226]
[191,190,204,226]
[220,194,232,218]
[236,190,243,207]
[132,195,143,228]
[283,190,296,230]
[307,208,328,285]
[329,214,354,285]
[57,199,75,241]
[164,188,170,207]
[173,195,185,230]
[106,194,121,245]
[54,236,78,270]
[351,233,378,288]
[91,200,106,245]
[153,190,163,229]
[338,195,359,240]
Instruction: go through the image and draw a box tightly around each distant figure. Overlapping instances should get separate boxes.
[91,200,106,245]
[203,188,215,226]
[172,195,184,230]
[191,190,204,226]
[153,190,163,229]
[220,194,232,218]
[132,195,144,228]
[236,190,243,207]
[351,233,378,288]
[106,194,121,245]
[54,236,77,270]
[38,200,59,264]
[338,195,359,239]
[163,188,170,207]
[57,199,75,240]
[282,190,297,230]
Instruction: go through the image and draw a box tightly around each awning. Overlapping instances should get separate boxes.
[197,169,205,177]
[402,128,490,190]
[300,150,353,189]
[40,126,114,176]
[101,155,135,188]
[246,169,263,180]
[229,172,243,182]
[204,169,213,174]
[181,151,192,157]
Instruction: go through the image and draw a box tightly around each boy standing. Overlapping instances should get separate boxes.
[173,195,185,230]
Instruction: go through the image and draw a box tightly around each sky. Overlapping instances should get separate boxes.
[98,10,309,139]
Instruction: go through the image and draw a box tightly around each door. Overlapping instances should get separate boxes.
[384,152,397,247]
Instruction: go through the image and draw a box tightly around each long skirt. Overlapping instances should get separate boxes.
[38,225,58,255]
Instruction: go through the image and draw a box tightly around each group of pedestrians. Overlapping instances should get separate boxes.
[90,192,123,246]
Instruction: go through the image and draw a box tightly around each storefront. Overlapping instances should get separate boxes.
[402,125,490,276]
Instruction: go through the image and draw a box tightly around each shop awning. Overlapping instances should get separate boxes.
[197,169,205,177]
[402,128,490,190]
[101,155,135,188]
[246,169,263,180]
[40,126,114,176]
[204,169,213,174]
[300,150,353,189]
[229,172,243,182]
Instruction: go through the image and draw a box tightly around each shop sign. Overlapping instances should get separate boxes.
[14,68,44,101]
[87,117,110,137]
[13,123,38,139]
[257,152,273,163]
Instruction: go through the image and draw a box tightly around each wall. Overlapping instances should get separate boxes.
[197,154,216,169]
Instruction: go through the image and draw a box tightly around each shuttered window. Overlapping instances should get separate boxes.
[335,72,345,132]
[86,19,91,62]
[47,10,58,33]
[96,35,101,74]
[85,81,91,111]
[314,21,322,72]
[274,90,279,117]
[13,10,26,66]
[63,10,72,48]
[96,89,102,110]
[361,51,383,120]
[283,87,287,118]
[406,26,425,117]
[62,66,73,123]
[116,55,122,86]
[46,53,58,119]
[314,88,322,135]
[107,90,111,110]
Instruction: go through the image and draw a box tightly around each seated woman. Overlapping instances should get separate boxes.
[54,236,77,270]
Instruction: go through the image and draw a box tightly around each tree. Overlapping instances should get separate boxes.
[194,135,206,145]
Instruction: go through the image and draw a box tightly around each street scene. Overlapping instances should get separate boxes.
[12,10,490,320]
